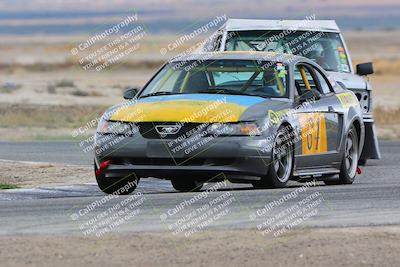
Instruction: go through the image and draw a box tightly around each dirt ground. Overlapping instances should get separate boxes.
[0,226,398,267]
[0,160,92,188]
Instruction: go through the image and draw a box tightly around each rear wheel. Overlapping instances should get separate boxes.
[171,179,203,192]
[95,162,139,195]
[324,126,359,185]
[253,127,293,189]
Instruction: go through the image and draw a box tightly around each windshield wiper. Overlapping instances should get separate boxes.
[140,91,180,98]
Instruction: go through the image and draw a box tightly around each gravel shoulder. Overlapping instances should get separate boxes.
[0,160,92,188]
[1,226,399,267]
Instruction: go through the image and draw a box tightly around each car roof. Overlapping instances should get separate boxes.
[170,51,309,64]
[221,19,340,33]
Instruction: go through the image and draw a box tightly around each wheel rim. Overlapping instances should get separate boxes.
[345,131,358,178]
[272,131,292,183]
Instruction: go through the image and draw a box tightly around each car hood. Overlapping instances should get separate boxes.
[108,94,288,123]
[327,71,368,90]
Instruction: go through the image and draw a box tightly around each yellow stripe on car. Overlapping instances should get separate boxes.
[110,100,248,123]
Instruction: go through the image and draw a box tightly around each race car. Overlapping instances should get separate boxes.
[202,19,379,165]
[94,51,364,194]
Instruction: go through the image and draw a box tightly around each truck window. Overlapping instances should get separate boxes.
[225,30,351,73]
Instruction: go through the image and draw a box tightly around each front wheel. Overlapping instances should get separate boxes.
[253,127,293,189]
[95,162,139,195]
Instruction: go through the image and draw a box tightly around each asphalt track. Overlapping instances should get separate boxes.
[0,140,399,236]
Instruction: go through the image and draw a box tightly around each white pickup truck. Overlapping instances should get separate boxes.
[202,19,380,164]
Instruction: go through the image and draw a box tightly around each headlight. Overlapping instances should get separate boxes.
[96,120,136,135]
[207,122,261,136]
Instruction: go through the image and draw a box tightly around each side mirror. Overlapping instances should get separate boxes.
[123,88,138,100]
[298,89,321,102]
[356,62,374,76]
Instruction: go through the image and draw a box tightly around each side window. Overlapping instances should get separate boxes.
[314,69,333,94]
[294,64,319,96]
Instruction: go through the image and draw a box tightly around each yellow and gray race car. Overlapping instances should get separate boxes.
[94,51,364,194]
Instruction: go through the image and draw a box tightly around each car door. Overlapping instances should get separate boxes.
[293,63,343,170]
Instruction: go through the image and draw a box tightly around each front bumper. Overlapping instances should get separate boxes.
[94,134,271,180]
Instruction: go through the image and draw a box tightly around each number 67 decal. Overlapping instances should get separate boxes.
[299,113,328,155]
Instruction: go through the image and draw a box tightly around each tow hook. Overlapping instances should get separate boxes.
[356,166,362,175]
[95,160,112,177]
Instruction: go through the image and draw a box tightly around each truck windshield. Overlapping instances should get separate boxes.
[140,60,288,98]
[225,30,351,73]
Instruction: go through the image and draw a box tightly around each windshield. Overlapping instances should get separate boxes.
[225,30,351,73]
[140,60,288,98]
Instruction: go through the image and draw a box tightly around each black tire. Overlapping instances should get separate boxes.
[324,126,359,185]
[95,162,139,195]
[171,179,203,192]
[253,126,293,189]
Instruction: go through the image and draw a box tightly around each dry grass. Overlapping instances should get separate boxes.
[374,107,400,125]
[373,59,400,76]
[0,32,399,140]
[0,59,165,73]
[374,107,400,139]
[0,104,105,129]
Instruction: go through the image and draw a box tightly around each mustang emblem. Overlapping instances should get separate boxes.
[155,124,182,137]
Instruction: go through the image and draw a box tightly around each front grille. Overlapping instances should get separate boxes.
[136,122,207,139]
[350,89,370,113]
